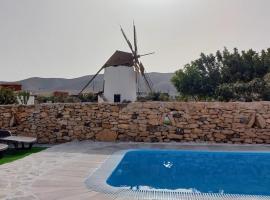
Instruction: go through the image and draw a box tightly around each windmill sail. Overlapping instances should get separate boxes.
[120,26,135,55]
[120,23,154,92]
[133,22,138,57]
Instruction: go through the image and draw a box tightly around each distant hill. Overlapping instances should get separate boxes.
[1,73,177,96]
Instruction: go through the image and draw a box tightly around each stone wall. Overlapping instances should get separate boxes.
[0,102,270,144]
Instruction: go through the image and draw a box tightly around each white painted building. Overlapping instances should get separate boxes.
[103,65,137,103]
[96,50,138,103]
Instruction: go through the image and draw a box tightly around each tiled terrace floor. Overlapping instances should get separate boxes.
[1,141,270,200]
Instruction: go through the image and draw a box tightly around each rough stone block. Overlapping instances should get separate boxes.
[95,129,118,142]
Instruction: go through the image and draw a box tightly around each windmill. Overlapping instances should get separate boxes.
[79,23,154,103]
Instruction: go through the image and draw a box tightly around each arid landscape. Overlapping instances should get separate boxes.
[0,72,177,95]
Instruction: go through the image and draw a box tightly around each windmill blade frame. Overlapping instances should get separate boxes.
[138,62,153,92]
[133,22,138,57]
[120,26,135,55]
[139,52,155,57]
[142,73,153,93]
[79,66,105,94]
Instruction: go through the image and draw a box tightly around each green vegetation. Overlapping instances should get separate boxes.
[137,92,170,102]
[0,88,18,105]
[0,147,47,165]
[36,93,98,103]
[17,91,30,105]
[37,95,78,103]
[78,93,98,102]
[171,48,270,101]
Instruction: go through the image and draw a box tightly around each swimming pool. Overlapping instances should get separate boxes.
[86,150,270,199]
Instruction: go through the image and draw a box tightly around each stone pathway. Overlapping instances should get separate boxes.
[1,141,270,200]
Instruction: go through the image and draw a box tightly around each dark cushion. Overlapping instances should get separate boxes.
[0,130,12,138]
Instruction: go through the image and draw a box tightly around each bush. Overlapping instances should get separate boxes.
[0,88,18,105]
[78,93,98,102]
[137,92,170,102]
[36,95,81,103]
[216,84,235,101]
[216,78,268,102]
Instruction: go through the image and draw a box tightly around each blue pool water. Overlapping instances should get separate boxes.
[106,150,270,196]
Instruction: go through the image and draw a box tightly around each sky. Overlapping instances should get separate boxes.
[0,0,270,81]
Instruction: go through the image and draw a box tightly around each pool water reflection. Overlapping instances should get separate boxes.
[106,150,270,195]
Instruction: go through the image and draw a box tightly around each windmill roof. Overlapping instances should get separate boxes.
[104,50,134,67]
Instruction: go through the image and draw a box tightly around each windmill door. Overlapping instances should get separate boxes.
[114,94,121,103]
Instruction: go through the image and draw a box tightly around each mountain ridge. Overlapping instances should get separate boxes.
[0,72,177,95]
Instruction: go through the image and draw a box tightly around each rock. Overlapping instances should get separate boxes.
[139,132,148,137]
[118,124,129,129]
[63,136,71,141]
[9,114,18,127]
[193,128,202,134]
[95,129,118,141]
[167,134,183,140]
[3,113,11,117]
[102,123,113,129]
[247,113,256,128]
[221,130,234,135]
[86,132,95,139]
[127,132,137,137]
[56,132,62,138]
[148,119,159,125]
[172,112,183,118]
[40,112,48,118]
[240,117,249,124]
[168,114,176,126]
[214,133,226,140]
[255,114,266,129]
[111,106,119,112]
[244,139,253,143]
[188,124,198,128]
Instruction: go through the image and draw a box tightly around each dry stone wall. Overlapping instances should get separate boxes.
[0,102,270,144]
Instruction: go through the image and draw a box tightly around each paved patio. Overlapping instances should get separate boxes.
[1,141,270,200]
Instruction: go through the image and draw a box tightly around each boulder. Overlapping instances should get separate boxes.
[247,113,256,128]
[167,133,183,140]
[255,114,266,129]
[96,129,118,141]
[118,124,129,129]
[214,133,226,140]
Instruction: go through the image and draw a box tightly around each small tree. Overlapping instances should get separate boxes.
[0,88,17,105]
[171,64,206,100]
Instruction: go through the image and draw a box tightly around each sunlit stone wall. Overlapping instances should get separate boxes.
[0,102,270,144]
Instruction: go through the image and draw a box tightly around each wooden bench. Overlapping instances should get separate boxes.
[0,130,37,150]
[0,143,8,158]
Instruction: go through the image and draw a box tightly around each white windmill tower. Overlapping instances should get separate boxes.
[79,23,154,103]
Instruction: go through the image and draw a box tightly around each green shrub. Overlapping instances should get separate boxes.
[0,88,17,105]
[78,93,98,102]
[137,92,170,102]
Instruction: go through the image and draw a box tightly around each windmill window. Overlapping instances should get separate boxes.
[114,94,121,103]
